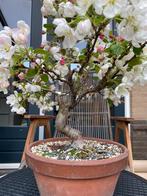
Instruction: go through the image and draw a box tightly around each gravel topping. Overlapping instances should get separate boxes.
[31,140,123,161]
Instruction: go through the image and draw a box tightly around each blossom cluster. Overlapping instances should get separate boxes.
[0,0,147,114]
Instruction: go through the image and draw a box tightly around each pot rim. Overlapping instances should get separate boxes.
[26,137,128,167]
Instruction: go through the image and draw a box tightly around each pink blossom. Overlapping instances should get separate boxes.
[31,62,37,68]
[60,57,65,65]
[0,80,9,88]
[18,72,25,80]
[97,46,105,53]
[116,36,124,42]
[98,34,104,40]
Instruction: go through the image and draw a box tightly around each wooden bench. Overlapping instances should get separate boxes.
[21,115,134,172]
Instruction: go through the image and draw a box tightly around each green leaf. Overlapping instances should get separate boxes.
[107,99,113,107]
[81,48,87,53]
[60,49,66,56]
[107,43,125,56]
[79,55,86,61]
[127,57,142,71]
[34,48,49,55]
[41,74,49,82]
[26,68,38,78]
[94,66,100,73]
[92,15,105,26]
[133,47,142,55]
[93,52,99,58]
[44,23,55,31]
[115,16,122,24]
[69,16,86,27]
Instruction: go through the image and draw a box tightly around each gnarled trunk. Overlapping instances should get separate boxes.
[55,105,81,140]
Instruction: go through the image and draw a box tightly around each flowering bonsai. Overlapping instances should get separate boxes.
[1,0,147,141]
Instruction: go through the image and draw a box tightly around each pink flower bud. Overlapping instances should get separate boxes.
[18,72,25,80]
[42,30,46,35]
[98,54,105,62]
[97,46,105,53]
[60,57,65,65]
[116,36,124,42]
[109,34,115,39]
[31,62,37,68]
[98,34,104,40]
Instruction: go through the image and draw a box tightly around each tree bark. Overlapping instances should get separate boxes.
[55,105,81,139]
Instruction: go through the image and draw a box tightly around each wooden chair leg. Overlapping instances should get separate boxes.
[114,124,120,142]
[114,121,134,172]
[124,125,134,172]
[44,121,51,138]
[21,120,39,163]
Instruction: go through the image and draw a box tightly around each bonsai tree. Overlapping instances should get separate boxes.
[1,0,147,141]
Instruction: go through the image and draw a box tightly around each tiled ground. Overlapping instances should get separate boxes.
[0,169,16,177]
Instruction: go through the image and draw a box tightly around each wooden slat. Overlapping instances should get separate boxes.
[24,115,55,120]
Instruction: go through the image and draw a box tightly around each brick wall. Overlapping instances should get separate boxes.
[131,84,147,119]
[131,85,147,160]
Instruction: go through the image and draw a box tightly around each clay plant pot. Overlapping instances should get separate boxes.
[26,137,128,196]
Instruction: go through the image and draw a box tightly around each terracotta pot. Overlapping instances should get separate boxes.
[26,137,128,196]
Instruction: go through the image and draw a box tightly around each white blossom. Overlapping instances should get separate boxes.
[58,2,76,18]
[0,32,15,70]
[75,19,92,40]
[0,67,10,93]
[50,46,62,60]
[118,6,147,47]
[54,63,68,77]
[98,63,112,79]
[11,106,26,115]
[115,83,129,98]
[41,0,57,17]
[6,92,26,114]
[93,0,106,15]
[0,78,9,94]
[0,46,16,61]
[6,93,20,106]
[12,21,30,45]
[34,94,56,112]
[103,88,121,106]
[28,94,38,105]
[75,0,94,15]
[53,18,77,48]
[0,26,12,37]
[94,0,128,18]
[0,34,12,50]
[25,83,41,93]
[130,0,147,9]
[1,0,147,117]
[72,47,80,57]
[17,21,30,36]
